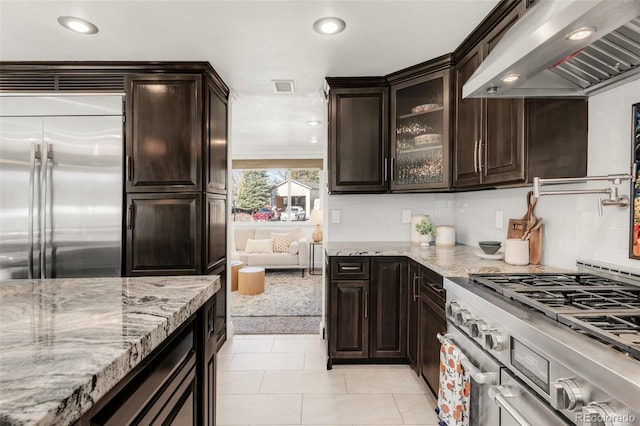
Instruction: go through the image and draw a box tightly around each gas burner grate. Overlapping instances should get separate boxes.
[559,313,640,360]
[469,273,636,292]
[514,288,640,311]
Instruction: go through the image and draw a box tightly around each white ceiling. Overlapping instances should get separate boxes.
[0,0,500,159]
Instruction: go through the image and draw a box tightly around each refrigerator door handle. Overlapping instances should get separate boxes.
[28,144,42,279]
[40,143,53,278]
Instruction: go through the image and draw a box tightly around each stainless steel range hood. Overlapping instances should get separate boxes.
[463,0,640,98]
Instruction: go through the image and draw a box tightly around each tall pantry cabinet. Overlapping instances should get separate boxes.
[124,64,229,352]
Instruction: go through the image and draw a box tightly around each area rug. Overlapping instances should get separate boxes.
[231,270,322,334]
[232,316,321,335]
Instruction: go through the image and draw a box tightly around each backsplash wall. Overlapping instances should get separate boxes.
[326,193,455,242]
[327,78,640,271]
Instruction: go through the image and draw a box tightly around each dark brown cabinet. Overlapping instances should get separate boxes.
[330,280,370,360]
[205,82,228,194]
[390,68,452,191]
[81,295,216,426]
[406,261,420,373]
[418,265,446,395]
[327,79,389,194]
[327,256,406,367]
[370,257,406,358]
[126,74,202,192]
[419,293,446,395]
[126,193,202,276]
[454,3,588,189]
[205,194,227,273]
[454,5,524,188]
[201,298,216,426]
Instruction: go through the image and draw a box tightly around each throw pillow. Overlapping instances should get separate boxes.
[272,232,292,253]
[245,238,274,253]
[288,241,299,255]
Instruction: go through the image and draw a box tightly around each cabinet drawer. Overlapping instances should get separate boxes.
[419,266,445,308]
[91,327,194,425]
[331,257,370,280]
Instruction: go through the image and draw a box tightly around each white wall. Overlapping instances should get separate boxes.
[326,193,455,242]
[327,78,640,270]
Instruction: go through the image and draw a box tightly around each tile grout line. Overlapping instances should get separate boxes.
[257,369,266,395]
[391,393,408,425]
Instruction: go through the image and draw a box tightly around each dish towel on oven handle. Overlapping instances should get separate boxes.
[435,335,470,426]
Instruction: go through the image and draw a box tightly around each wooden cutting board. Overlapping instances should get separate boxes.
[507,219,528,239]
[506,191,543,264]
[528,223,542,265]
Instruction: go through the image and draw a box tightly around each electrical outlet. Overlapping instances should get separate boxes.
[331,209,341,224]
[495,210,504,229]
[402,209,412,224]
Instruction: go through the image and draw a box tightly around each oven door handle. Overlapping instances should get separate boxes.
[437,333,497,385]
[489,386,533,426]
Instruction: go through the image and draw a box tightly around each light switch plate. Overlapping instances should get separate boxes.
[331,209,341,224]
[402,209,412,224]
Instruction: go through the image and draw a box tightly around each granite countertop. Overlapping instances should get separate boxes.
[0,275,220,426]
[324,241,571,277]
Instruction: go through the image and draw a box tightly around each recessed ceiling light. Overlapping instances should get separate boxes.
[501,73,520,83]
[307,120,321,126]
[310,138,319,144]
[58,16,99,34]
[566,26,597,41]
[313,17,346,35]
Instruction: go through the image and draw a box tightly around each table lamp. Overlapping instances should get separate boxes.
[310,209,323,243]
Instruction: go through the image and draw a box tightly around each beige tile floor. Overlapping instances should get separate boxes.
[216,334,440,426]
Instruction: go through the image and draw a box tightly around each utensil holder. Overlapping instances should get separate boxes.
[505,239,529,265]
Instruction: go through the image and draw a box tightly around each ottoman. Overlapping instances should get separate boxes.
[230,260,244,291]
[238,266,265,295]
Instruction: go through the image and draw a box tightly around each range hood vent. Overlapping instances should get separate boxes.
[463,0,640,98]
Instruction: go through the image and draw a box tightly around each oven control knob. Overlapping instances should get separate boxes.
[550,379,584,411]
[581,402,618,426]
[446,302,461,319]
[469,319,487,338]
[454,309,473,326]
[483,329,505,351]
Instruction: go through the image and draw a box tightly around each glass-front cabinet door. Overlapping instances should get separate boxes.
[390,69,450,191]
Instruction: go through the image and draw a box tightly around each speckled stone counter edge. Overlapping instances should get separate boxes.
[324,242,571,277]
[2,276,220,426]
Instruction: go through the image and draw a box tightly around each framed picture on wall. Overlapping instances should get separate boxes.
[630,102,640,259]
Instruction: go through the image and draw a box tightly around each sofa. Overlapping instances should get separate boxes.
[231,226,309,274]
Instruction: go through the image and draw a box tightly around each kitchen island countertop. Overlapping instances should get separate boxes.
[0,275,220,426]
[324,241,570,277]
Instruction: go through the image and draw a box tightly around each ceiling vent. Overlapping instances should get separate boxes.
[273,80,295,93]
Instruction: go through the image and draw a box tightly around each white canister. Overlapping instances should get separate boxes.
[435,225,455,246]
[505,239,529,265]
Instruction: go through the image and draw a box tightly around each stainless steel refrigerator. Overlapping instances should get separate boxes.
[0,96,123,279]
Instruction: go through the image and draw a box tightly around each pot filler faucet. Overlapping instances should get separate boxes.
[532,169,633,216]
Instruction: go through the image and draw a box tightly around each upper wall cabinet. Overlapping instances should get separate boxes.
[390,68,451,191]
[327,78,389,194]
[453,2,588,189]
[205,82,228,194]
[126,74,203,192]
[454,5,525,188]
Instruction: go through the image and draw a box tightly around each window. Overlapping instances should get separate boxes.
[231,167,322,223]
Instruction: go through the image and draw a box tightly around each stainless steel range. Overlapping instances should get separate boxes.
[444,262,640,426]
